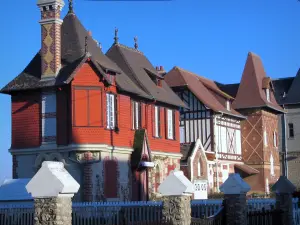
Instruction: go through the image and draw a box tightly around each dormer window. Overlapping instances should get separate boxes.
[226,100,230,111]
[265,89,270,102]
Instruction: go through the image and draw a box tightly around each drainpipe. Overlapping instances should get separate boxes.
[213,114,220,192]
[282,105,288,177]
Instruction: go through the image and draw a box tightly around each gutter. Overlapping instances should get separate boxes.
[282,104,288,177]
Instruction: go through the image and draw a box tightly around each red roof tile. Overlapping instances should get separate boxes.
[232,52,283,113]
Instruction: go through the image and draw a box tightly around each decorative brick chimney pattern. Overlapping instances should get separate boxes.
[37,0,64,80]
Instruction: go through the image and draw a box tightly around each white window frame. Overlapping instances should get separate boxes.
[106,93,115,129]
[132,101,141,130]
[226,100,230,111]
[154,106,160,137]
[266,89,270,102]
[264,129,268,147]
[167,109,174,140]
[270,154,274,176]
[273,131,277,147]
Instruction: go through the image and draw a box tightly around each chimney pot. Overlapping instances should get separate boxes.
[160,66,163,71]
[88,31,92,36]
[156,66,159,71]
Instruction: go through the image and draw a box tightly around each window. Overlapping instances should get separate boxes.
[42,92,56,143]
[264,130,268,147]
[270,154,274,176]
[288,123,294,139]
[226,100,230,111]
[166,109,175,140]
[273,131,277,147]
[106,93,116,129]
[266,89,270,102]
[198,161,201,177]
[154,106,160,137]
[132,101,142,130]
[74,88,102,127]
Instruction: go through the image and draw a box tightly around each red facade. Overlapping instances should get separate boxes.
[10,62,180,154]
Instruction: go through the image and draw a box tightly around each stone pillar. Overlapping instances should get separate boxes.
[272,176,296,225]
[220,173,251,225]
[26,161,80,225]
[158,171,194,225]
[34,197,72,225]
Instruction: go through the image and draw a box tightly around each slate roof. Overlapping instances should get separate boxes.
[106,44,185,107]
[164,67,245,118]
[231,52,283,113]
[0,179,33,201]
[1,12,184,108]
[280,69,300,105]
[271,77,294,105]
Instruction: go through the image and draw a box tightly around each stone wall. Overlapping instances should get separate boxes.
[34,197,72,225]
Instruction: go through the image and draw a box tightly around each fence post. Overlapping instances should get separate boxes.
[271,176,296,225]
[158,171,194,225]
[26,161,80,225]
[220,173,251,225]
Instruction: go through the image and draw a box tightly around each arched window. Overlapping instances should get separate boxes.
[270,154,274,176]
[198,161,201,177]
[155,165,160,193]
[104,158,118,198]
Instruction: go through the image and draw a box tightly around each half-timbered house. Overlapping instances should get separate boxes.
[219,52,284,193]
[0,0,185,202]
[164,67,259,194]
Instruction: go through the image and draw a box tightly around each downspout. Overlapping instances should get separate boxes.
[213,114,220,192]
[282,105,288,177]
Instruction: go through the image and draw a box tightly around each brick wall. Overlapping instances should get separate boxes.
[11,92,41,149]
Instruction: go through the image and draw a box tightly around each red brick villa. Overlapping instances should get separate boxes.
[0,0,185,202]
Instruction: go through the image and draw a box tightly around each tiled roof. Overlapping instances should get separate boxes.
[106,44,185,107]
[164,67,244,118]
[231,52,283,113]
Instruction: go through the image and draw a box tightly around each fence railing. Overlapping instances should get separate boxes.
[0,198,299,225]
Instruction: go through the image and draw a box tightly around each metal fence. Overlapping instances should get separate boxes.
[0,198,299,225]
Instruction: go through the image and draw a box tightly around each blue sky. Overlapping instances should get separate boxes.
[0,0,300,182]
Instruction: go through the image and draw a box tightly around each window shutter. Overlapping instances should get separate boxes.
[158,107,161,137]
[173,110,175,139]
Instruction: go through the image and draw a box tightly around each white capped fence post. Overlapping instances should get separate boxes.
[158,170,195,225]
[26,161,80,225]
[220,173,250,225]
[272,176,296,225]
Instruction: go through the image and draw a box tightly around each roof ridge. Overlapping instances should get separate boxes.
[115,43,144,55]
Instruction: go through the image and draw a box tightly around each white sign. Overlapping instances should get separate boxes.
[193,179,208,199]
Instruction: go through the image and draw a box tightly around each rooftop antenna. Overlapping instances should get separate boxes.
[68,0,74,14]
[114,28,119,44]
[134,36,138,50]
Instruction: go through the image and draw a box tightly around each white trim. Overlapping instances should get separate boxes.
[188,138,209,182]
[151,151,182,159]
[39,18,63,25]
[9,144,133,155]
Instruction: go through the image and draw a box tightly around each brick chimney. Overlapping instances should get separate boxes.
[37,0,65,80]
[156,65,166,77]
